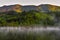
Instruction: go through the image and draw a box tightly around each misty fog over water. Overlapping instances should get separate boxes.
[0,27,60,33]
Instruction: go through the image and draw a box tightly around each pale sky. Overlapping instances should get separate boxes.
[0,0,60,6]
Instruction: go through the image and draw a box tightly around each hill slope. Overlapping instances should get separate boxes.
[0,4,60,12]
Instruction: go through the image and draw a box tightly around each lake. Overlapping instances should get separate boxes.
[0,27,60,40]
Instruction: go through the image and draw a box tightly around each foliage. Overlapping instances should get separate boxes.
[0,11,57,27]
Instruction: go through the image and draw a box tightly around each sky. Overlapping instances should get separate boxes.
[0,0,60,6]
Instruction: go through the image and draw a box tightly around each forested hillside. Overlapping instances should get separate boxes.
[0,4,60,27]
[0,11,59,27]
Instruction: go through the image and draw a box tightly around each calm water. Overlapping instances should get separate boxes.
[0,27,60,40]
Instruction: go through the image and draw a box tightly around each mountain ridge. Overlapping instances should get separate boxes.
[0,4,60,12]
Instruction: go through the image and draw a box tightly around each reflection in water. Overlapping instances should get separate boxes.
[0,27,60,40]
